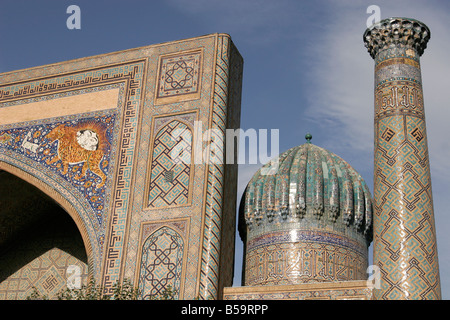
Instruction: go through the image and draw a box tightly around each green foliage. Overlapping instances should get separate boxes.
[57,278,107,300]
[26,287,48,300]
[25,278,180,300]
[149,285,176,300]
[26,278,141,300]
[111,278,140,300]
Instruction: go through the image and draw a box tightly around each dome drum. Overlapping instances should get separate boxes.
[244,228,369,286]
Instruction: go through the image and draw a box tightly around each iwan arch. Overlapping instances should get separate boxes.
[0,17,442,300]
[0,34,242,299]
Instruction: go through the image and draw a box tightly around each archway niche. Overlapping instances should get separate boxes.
[0,169,90,299]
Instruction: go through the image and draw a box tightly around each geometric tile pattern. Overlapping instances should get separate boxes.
[147,120,192,208]
[198,36,230,300]
[365,18,441,299]
[99,62,146,294]
[374,109,441,299]
[117,35,242,300]
[34,266,67,298]
[138,226,184,299]
[0,205,89,300]
[0,249,88,300]
[155,50,202,104]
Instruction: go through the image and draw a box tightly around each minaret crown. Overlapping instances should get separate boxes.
[363,17,430,59]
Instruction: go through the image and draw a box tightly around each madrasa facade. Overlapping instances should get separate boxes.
[0,17,441,300]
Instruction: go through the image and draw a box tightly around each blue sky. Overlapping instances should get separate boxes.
[1,0,450,299]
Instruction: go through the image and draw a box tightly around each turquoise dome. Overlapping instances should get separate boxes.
[239,140,373,286]
[241,141,373,242]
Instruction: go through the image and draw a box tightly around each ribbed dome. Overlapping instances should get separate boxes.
[242,139,373,243]
[239,139,373,286]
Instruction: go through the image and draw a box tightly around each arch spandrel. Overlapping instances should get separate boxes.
[0,110,120,279]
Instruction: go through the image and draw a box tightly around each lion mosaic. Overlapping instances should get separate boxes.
[45,122,109,188]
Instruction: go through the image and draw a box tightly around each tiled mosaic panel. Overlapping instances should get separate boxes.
[121,35,242,300]
[373,51,440,299]
[198,36,230,299]
[137,220,188,299]
[95,62,145,293]
[147,120,192,208]
[138,226,184,299]
[156,50,202,101]
[375,79,424,120]
[245,231,367,286]
[0,251,87,300]
[0,115,115,227]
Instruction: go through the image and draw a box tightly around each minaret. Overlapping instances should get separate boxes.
[364,18,441,299]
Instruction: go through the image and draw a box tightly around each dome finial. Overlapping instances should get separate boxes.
[305,133,312,143]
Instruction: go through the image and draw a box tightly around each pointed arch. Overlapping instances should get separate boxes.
[137,226,185,299]
[0,161,95,278]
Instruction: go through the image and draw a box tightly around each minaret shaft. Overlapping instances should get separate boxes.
[364,18,441,300]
